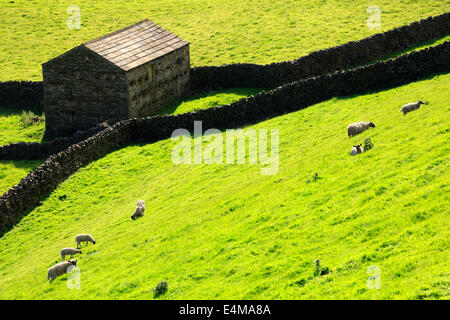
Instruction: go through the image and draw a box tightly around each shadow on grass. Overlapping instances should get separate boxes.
[0,159,43,194]
[152,87,267,116]
[0,204,39,239]
[0,107,44,118]
[1,159,43,170]
[354,34,450,68]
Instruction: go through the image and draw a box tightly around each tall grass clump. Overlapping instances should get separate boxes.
[363,138,374,151]
[153,281,169,298]
[20,111,44,127]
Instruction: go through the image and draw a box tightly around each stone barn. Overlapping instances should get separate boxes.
[42,19,190,138]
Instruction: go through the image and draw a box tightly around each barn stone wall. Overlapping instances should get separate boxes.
[126,45,190,118]
[42,46,129,139]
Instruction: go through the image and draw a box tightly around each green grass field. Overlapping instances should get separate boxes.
[0,109,45,195]
[1,0,449,80]
[155,88,263,115]
[0,89,263,194]
[0,73,448,299]
[0,32,447,194]
[0,109,45,145]
[0,108,45,195]
[0,0,449,301]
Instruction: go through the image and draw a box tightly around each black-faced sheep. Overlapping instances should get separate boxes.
[400,100,429,115]
[75,234,96,249]
[47,259,77,283]
[60,248,82,261]
[131,200,145,220]
[350,144,364,156]
[347,122,376,137]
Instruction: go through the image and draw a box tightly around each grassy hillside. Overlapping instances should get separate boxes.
[0,109,45,195]
[0,108,45,195]
[1,0,449,80]
[0,73,448,299]
[1,33,446,193]
[1,31,448,147]
[0,109,45,145]
[0,89,262,193]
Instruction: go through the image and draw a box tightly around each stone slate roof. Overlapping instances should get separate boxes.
[83,19,189,71]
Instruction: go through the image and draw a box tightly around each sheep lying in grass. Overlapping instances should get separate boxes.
[60,248,82,261]
[131,200,145,220]
[75,234,96,249]
[350,144,364,156]
[47,259,77,283]
[347,122,376,137]
[400,100,429,115]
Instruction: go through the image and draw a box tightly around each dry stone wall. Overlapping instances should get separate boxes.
[0,81,43,112]
[189,12,450,92]
[1,41,449,234]
[134,42,450,142]
[0,122,112,160]
[0,120,134,234]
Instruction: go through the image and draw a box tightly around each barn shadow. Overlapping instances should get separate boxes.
[152,87,266,116]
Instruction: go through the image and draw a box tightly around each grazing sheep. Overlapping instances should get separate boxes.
[75,234,96,249]
[347,122,376,137]
[350,144,364,156]
[131,200,145,220]
[60,248,82,261]
[47,259,77,283]
[400,100,429,115]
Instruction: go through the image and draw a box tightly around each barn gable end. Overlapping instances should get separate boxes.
[42,19,190,138]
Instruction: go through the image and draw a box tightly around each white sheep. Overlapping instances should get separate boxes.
[75,234,96,249]
[350,144,364,156]
[131,200,145,220]
[60,248,82,261]
[347,121,376,137]
[400,100,429,115]
[47,259,77,283]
